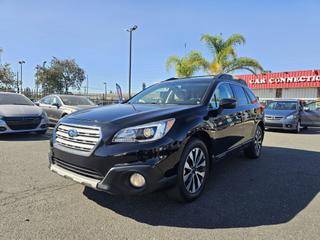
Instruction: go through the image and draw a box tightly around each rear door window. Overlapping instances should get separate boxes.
[244,87,257,104]
[230,84,250,106]
[210,83,234,108]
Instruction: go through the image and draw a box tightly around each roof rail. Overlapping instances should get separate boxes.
[216,73,233,79]
[164,74,248,86]
[235,78,248,86]
[165,75,217,81]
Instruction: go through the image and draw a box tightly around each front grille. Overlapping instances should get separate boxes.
[55,124,101,153]
[265,122,283,127]
[4,116,41,130]
[265,115,283,120]
[52,157,103,180]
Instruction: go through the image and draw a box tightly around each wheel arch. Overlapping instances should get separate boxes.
[188,130,213,160]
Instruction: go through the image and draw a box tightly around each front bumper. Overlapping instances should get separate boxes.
[48,118,185,195]
[49,153,176,195]
[265,118,298,130]
[0,118,48,134]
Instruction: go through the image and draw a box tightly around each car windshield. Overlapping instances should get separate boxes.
[60,96,94,106]
[0,93,34,105]
[266,101,297,110]
[128,79,211,105]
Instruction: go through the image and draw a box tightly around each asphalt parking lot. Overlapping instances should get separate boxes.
[0,128,320,240]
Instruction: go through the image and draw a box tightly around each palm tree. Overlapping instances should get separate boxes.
[166,51,208,77]
[200,33,263,75]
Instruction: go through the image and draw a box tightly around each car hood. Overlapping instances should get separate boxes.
[0,105,42,117]
[65,103,201,126]
[264,109,297,117]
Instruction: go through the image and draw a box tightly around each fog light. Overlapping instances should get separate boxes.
[0,127,6,132]
[129,173,145,188]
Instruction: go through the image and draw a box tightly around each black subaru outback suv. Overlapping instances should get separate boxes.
[49,74,264,201]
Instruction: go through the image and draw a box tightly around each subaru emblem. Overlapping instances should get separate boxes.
[68,129,79,138]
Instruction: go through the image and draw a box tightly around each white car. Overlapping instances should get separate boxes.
[0,92,49,135]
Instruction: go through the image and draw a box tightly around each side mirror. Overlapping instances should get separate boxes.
[34,102,40,106]
[52,102,60,108]
[219,98,237,109]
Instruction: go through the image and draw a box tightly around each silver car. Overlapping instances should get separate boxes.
[37,95,96,125]
[264,99,320,133]
[0,92,49,134]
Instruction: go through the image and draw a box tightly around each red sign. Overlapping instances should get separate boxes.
[236,70,320,89]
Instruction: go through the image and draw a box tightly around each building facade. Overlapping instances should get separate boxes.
[237,70,320,100]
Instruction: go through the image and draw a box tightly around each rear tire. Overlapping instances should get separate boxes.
[244,125,263,159]
[167,138,210,202]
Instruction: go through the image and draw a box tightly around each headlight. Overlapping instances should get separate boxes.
[285,114,296,120]
[112,118,175,143]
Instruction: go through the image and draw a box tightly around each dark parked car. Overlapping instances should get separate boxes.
[0,92,48,134]
[49,75,264,201]
[37,95,96,125]
[264,99,320,133]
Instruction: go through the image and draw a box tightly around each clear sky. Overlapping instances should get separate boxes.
[0,0,319,93]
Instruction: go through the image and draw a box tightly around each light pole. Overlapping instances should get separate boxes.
[0,48,3,65]
[126,25,138,98]
[103,82,107,105]
[86,74,89,95]
[18,60,26,93]
[35,65,40,98]
[16,71,19,93]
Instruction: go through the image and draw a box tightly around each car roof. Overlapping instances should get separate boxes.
[55,94,86,97]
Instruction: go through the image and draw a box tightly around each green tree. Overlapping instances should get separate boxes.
[36,58,86,94]
[201,33,263,74]
[166,51,208,77]
[0,63,16,90]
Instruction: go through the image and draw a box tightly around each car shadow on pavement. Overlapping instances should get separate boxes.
[0,130,52,142]
[267,127,320,135]
[83,146,320,229]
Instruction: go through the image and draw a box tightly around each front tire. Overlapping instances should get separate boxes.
[167,139,210,202]
[244,125,263,159]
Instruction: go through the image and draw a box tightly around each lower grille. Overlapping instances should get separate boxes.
[52,157,104,180]
[4,116,41,130]
[266,122,283,127]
